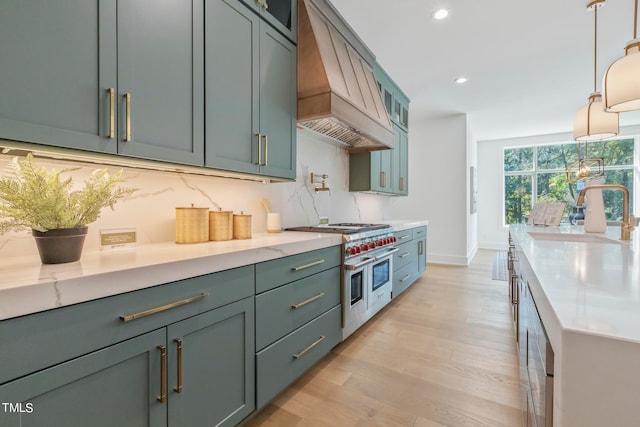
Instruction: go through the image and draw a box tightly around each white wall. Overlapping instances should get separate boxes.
[391,113,471,265]
[477,125,640,250]
[0,131,393,258]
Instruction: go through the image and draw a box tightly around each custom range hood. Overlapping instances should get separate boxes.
[297,0,394,152]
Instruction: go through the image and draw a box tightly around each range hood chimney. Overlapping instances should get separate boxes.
[297,0,394,152]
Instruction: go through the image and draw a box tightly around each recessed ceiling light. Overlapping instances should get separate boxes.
[454,77,468,84]
[433,9,449,20]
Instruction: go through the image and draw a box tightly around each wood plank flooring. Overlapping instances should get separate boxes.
[244,249,522,427]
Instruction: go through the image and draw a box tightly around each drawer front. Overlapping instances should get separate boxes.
[256,305,341,409]
[256,246,341,293]
[256,266,340,351]
[393,240,415,271]
[393,260,418,298]
[0,265,254,385]
[413,226,427,240]
[394,229,413,244]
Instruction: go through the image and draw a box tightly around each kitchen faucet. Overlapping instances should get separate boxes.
[576,184,635,240]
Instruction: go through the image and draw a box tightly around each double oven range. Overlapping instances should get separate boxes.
[286,223,397,339]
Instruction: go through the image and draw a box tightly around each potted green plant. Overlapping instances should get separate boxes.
[0,154,136,264]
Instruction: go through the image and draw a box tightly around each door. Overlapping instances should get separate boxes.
[0,329,166,427]
[205,0,261,175]
[258,24,297,179]
[116,0,204,165]
[167,297,255,427]
[0,0,117,154]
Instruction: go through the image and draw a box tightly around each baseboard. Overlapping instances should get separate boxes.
[479,242,509,251]
[427,253,470,266]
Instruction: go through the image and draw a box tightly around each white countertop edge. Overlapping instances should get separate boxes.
[0,232,343,320]
[385,220,428,232]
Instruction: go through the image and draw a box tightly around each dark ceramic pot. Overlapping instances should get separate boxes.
[32,226,88,264]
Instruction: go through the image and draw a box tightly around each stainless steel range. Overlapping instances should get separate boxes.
[286,223,398,339]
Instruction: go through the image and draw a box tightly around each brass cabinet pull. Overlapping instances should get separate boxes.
[262,1,268,9]
[291,293,324,309]
[511,275,518,305]
[174,339,183,393]
[157,345,167,403]
[263,134,268,166]
[107,88,115,139]
[256,133,262,165]
[401,274,411,282]
[418,240,424,255]
[399,234,410,240]
[291,259,325,271]
[124,93,132,142]
[120,293,208,322]
[399,177,405,192]
[293,336,325,359]
[400,252,410,259]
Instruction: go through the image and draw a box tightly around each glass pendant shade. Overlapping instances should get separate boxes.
[573,93,619,141]
[602,40,640,112]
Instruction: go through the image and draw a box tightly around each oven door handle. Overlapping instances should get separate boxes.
[344,257,376,270]
[375,247,399,260]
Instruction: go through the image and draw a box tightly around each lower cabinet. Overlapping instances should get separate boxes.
[392,226,427,297]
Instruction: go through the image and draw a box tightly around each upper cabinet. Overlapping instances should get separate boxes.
[0,0,115,154]
[0,0,205,166]
[240,0,297,42]
[349,63,410,196]
[204,0,296,180]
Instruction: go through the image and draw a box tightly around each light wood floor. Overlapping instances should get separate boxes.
[245,249,522,427]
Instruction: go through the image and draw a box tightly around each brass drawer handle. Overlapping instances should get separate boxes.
[293,335,325,359]
[418,240,424,255]
[120,293,208,322]
[291,293,325,309]
[291,259,325,271]
[401,274,411,282]
[263,134,268,166]
[399,177,405,192]
[399,234,410,240]
[107,88,115,139]
[123,92,132,142]
[400,253,410,258]
[256,133,262,165]
[174,339,183,393]
[157,345,167,403]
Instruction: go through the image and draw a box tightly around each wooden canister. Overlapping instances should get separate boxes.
[175,205,209,244]
[209,208,233,241]
[232,211,252,239]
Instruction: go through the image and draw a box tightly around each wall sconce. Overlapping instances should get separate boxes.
[310,173,330,192]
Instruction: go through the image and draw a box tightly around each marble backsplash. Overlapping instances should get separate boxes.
[0,131,392,257]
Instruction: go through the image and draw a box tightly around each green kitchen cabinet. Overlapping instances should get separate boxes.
[114,0,205,166]
[349,148,393,194]
[0,0,116,154]
[205,0,296,180]
[391,124,409,196]
[0,329,167,427]
[239,0,297,42]
[0,0,204,166]
[392,226,427,298]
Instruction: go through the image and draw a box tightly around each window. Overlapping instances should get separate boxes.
[503,138,635,225]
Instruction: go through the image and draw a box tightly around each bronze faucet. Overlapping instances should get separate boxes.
[576,184,635,240]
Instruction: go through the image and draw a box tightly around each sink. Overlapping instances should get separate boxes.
[527,231,623,244]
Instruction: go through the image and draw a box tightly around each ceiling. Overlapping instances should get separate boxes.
[329,0,640,141]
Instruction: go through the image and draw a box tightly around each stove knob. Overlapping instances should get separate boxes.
[376,240,382,247]
[391,236,397,243]
[360,244,369,252]
[369,242,376,250]
[384,238,390,245]
[356,246,361,254]
[349,247,358,255]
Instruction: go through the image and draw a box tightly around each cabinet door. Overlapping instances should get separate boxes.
[0,0,117,154]
[258,24,297,179]
[0,329,166,427]
[398,128,409,195]
[205,0,261,175]
[116,0,204,166]
[167,297,255,427]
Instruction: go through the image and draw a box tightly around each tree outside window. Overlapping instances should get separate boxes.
[504,138,635,225]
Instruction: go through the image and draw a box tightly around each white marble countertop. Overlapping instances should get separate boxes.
[384,219,429,232]
[510,224,640,344]
[0,232,343,321]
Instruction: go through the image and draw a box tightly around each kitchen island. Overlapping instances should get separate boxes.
[509,224,640,427]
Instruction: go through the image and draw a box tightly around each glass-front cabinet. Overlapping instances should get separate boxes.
[240,0,296,42]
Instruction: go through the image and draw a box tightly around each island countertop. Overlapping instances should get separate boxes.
[0,232,343,321]
[509,224,640,427]
[509,224,640,346]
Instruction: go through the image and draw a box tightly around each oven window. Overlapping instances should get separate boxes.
[371,258,390,291]
[350,270,363,305]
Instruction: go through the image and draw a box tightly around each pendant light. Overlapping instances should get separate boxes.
[602,0,640,112]
[573,0,619,141]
